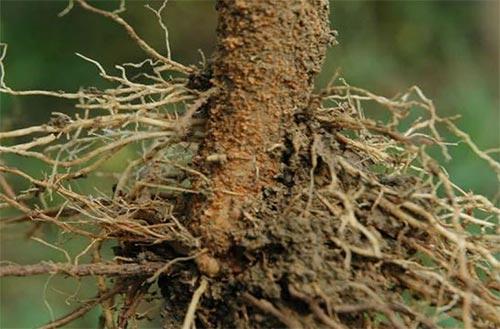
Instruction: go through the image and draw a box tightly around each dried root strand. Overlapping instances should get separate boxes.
[0,261,168,277]
[38,283,124,329]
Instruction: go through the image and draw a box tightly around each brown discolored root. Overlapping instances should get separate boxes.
[189,0,333,256]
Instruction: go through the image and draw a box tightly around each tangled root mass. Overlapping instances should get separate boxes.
[0,1,498,328]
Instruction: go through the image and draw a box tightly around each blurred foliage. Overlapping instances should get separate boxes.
[0,1,498,328]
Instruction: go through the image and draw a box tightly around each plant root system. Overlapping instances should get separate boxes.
[0,1,498,328]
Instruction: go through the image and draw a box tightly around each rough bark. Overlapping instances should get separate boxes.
[192,0,333,261]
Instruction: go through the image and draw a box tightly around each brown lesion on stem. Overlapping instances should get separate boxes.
[191,0,333,259]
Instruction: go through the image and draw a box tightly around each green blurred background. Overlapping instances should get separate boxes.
[0,1,498,328]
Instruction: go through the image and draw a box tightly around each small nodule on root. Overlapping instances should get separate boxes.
[195,253,221,277]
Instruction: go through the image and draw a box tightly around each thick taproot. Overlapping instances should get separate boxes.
[192,0,332,257]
